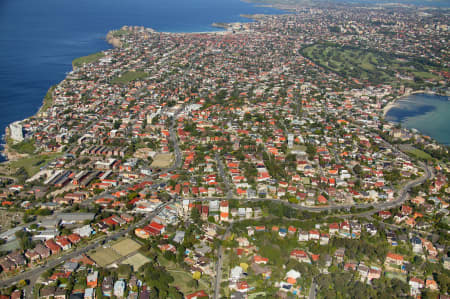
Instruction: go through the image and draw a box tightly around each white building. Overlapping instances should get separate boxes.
[9,121,24,143]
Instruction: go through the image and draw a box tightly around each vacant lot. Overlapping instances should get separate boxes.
[121,252,150,270]
[89,247,122,267]
[151,153,174,168]
[111,238,142,256]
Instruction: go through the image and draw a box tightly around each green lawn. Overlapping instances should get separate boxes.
[156,252,210,294]
[10,153,61,176]
[72,51,105,68]
[111,71,149,84]
[406,148,433,161]
[38,85,56,114]
[9,139,36,155]
[302,43,445,85]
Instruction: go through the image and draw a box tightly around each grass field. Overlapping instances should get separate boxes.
[121,252,150,270]
[111,71,149,84]
[10,153,61,176]
[405,148,433,161]
[38,85,57,114]
[89,247,122,267]
[302,43,443,85]
[399,144,433,161]
[72,52,105,68]
[111,238,142,256]
[151,153,174,168]
[156,251,210,294]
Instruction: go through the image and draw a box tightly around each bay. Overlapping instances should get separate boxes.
[0,0,283,162]
[385,93,450,145]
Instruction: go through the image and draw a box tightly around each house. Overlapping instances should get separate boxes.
[379,210,391,219]
[358,263,369,280]
[298,230,309,242]
[329,223,339,235]
[68,234,81,244]
[7,251,26,267]
[87,271,99,288]
[285,269,301,285]
[290,250,311,264]
[236,237,249,247]
[320,233,329,245]
[173,231,185,244]
[55,236,72,250]
[443,256,450,270]
[411,236,423,253]
[253,255,268,265]
[385,252,404,266]
[401,205,412,216]
[220,200,229,222]
[40,287,56,299]
[113,280,126,298]
[185,290,208,299]
[0,257,15,272]
[45,239,61,254]
[309,229,320,241]
[344,262,357,271]
[236,281,250,293]
[54,288,66,299]
[365,223,377,236]
[409,277,424,296]
[368,267,382,281]
[334,248,345,263]
[34,243,51,259]
[425,277,438,291]
[84,288,95,299]
[25,249,41,262]
[73,225,94,238]
[102,277,114,297]
[230,266,243,282]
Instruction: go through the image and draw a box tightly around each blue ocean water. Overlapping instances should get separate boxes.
[385,93,450,145]
[0,0,283,162]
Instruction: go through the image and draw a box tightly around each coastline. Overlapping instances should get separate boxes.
[382,90,450,145]
[0,23,237,163]
[382,89,448,117]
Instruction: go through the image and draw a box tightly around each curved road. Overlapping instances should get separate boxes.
[0,203,168,290]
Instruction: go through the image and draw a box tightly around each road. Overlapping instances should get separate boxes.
[309,278,316,299]
[80,106,184,208]
[1,102,437,295]
[0,203,168,290]
[213,223,232,299]
[0,106,188,291]
[215,153,233,199]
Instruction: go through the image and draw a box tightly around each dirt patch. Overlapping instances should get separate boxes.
[150,153,174,168]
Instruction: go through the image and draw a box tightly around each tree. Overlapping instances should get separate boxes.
[17,279,27,288]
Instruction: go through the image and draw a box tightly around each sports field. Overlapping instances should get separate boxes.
[121,252,150,270]
[150,153,174,168]
[111,238,142,256]
[89,247,122,267]
[89,238,142,267]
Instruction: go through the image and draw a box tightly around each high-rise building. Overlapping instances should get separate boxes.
[9,122,23,143]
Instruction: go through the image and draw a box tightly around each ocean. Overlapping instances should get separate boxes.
[0,0,283,162]
[385,93,450,145]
